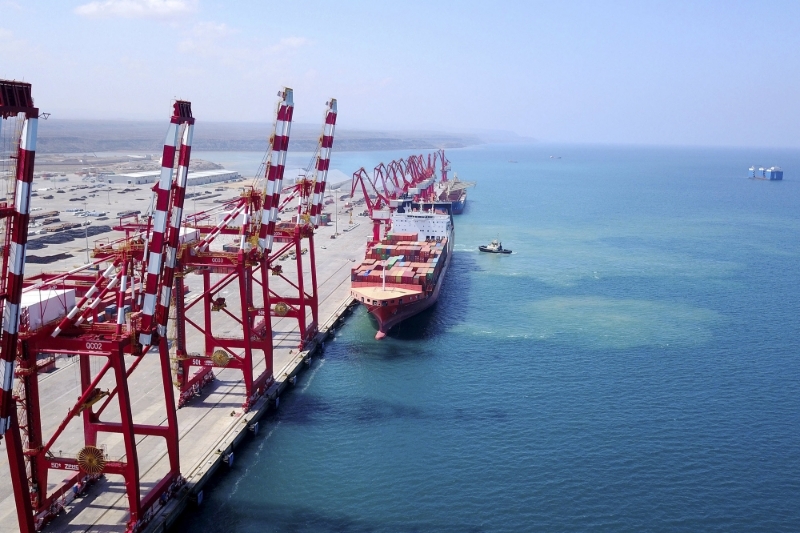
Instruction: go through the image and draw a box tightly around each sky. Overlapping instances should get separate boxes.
[2,0,799,147]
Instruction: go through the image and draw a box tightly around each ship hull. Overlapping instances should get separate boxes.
[448,189,467,214]
[360,234,453,339]
[366,290,437,339]
[452,196,466,214]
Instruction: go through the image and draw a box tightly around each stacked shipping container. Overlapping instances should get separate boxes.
[350,231,448,291]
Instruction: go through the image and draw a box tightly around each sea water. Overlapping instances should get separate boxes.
[178,144,800,532]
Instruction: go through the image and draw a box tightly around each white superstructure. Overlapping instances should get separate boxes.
[391,208,452,240]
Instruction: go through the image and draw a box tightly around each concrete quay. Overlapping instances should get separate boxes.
[0,176,372,532]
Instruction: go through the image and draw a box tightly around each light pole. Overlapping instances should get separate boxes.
[107,188,110,205]
[334,190,339,236]
[83,202,89,263]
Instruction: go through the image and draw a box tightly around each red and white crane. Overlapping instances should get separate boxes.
[351,166,392,246]
[0,80,38,436]
[277,98,338,225]
[165,89,295,410]
[0,85,338,532]
[171,91,336,410]
[309,99,338,226]
[0,78,40,533]
[4,99,193,533]
[139,100,194,346]
[169,90,334,410]
[257,89,294,253]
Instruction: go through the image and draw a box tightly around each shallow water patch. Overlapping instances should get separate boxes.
[526,296,720,349]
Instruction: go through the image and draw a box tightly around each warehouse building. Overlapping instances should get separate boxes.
[105,169,242,185]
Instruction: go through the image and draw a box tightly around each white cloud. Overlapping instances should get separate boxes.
[0,27,47,68]
[0,27,29,55]
[192,21,234,37]
[266,37,310,54]
[74,0,197,19]
[177,22,310,70]
[178,21,236,53]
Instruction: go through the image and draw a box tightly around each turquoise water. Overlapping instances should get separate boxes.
[177,144,800,532]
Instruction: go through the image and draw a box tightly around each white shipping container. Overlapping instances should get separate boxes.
[179,227,200,244]
[20,289,76,332]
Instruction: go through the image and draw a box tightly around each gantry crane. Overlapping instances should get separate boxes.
[350,148,449,246]
[351,166,392,246]
[157,89,294,410]
[1,84,338,531]
[0,78,41,533]
[169,92,337,411]
[3,96,193,532]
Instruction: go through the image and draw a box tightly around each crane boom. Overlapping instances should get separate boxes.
[274,98,338,222]
[257,88,294,252]
[138,101,194,346]
[351,167,391,246]
[0,78,39,533]
[309,99,337,226]
[0,80,38,436]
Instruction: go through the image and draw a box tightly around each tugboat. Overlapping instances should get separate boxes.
[479,239,512,254]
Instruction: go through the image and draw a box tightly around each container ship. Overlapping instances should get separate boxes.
[351,199,454,339]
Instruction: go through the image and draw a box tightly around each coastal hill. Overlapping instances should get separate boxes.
[32,119,517,153]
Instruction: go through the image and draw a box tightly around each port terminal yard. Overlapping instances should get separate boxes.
[0,194,371,532]
[0,82,373,532]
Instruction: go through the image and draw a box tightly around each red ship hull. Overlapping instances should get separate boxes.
[364,246,451,338]
[350,201,455,339]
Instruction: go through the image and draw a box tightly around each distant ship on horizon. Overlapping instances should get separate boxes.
[749,166,783,180]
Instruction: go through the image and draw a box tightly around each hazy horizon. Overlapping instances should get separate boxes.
[31,117,800,151]
[2,1,800,148]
